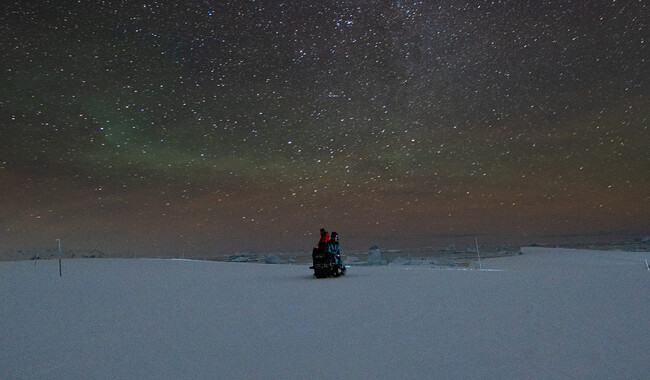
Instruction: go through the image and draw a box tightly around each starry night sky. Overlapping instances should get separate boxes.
[1,1,648,256]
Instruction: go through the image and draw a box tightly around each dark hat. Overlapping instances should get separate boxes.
[331,232,339,239]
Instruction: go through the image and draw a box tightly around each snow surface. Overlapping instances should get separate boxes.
[1,247,649,379]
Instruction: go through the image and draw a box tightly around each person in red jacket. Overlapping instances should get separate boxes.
[317,228,330,254]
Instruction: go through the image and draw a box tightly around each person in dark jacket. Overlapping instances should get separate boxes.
[326,232,346,275]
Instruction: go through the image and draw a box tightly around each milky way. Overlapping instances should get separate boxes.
[1,1,648,255]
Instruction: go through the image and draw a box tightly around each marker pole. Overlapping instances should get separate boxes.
[475,237,482,270]
[57,239,62,277]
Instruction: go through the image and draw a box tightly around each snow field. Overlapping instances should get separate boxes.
[1,248,649,379]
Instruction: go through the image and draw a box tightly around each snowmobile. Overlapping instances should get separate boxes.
[310,248,346,278]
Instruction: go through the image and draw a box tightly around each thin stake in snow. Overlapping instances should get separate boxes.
[57,239,62,277]
[646,259,649,271]
[475,237,482,270]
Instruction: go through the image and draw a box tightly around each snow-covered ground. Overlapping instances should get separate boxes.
[2,247,649,379]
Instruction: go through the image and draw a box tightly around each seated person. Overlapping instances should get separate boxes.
[317,228,330,254]
[326,232,344,269]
